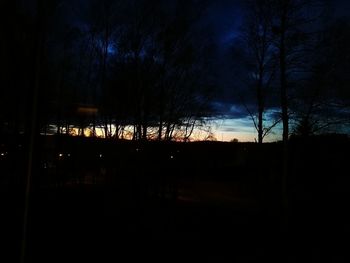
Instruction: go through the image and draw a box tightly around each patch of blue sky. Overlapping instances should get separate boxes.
[212,108,283,142]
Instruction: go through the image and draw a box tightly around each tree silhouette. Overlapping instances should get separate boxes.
[270,0,323,142]
[240,0,280,143]
[95,0,215,141]
[292,18,350,136]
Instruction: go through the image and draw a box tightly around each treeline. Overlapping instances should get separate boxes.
[0,0,216,141]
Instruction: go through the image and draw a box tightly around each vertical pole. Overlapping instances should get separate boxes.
[20,0,43,262]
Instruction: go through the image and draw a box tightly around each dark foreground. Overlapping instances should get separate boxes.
[1,135,349,262]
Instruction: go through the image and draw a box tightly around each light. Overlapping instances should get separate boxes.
[99,154,103,158]
[67,153,71,157]
[170,155,174,159]
[0,152,5,156]
[59,153,63,157]
[77,106,98,115]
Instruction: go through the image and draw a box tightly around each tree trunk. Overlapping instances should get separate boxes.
[279,5,289,229]
[257,71,264,144]
[280,13,288,143]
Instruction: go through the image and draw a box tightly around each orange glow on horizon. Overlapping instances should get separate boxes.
[46,123,279,142]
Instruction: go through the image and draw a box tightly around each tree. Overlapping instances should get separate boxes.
[2,0,215,142]
[238,0,323,226]
[292,18,350,136]
[270,0,323,142]
[267,0,325,227]
[240,0,280,143]
[101,0,215,141]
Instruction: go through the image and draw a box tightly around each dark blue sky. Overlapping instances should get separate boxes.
[334,0,350,17]
[205,0,242,44]
[198,0,350,141]
[204,0,350,100]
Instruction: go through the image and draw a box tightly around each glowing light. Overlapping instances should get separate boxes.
[77,106,98,115]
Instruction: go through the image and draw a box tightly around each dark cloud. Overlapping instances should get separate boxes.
[212,101,248,119]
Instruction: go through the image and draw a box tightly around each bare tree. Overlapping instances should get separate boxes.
[270,0,323,142]
[241,0,280,143]
[292,18,350,136]
[104,0,215,141]
[267,0,324,227]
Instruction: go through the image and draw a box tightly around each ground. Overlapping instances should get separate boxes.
[0,135,349,262]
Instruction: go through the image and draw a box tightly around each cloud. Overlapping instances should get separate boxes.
[212,101,248,119]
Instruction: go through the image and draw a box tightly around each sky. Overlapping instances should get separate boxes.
[191,0,253,142]
[198,0,350,142]
[334,0,350,18]
[17,0,349,142]
[200,0,269,142]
